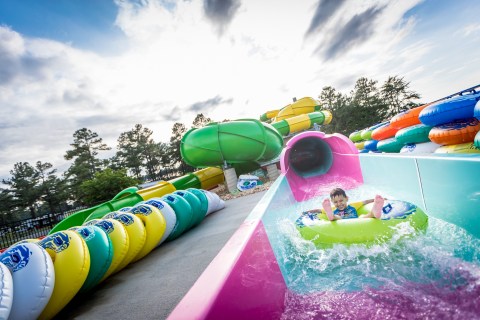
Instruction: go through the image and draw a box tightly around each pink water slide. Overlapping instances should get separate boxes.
[280,131,363,201]
[168,131,363,319]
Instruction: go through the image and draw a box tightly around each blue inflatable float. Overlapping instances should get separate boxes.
[419,91,480,126]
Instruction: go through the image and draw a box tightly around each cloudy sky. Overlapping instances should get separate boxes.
[1,0,479,180]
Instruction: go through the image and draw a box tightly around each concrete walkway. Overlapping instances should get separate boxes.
[55,191,267,320]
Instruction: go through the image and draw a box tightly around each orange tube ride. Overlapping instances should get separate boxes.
[429,118,480,145]
[371,122,400,141]
[390,104,431,129]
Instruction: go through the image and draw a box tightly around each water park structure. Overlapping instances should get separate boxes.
[1,91,480,319]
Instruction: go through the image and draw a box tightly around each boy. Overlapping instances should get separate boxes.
[319,188,384,221]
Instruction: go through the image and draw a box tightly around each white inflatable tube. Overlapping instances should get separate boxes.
[0,243,55,320]
[400,141,441,154]
[202,190,225,215]
[0,262,13,320]
[141,198,177,246]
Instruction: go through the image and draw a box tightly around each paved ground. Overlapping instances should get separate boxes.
[55,191,267,320]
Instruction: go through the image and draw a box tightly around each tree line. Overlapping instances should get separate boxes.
[1,75,420,224]
[318,76,421,135]
[0,114,212,224]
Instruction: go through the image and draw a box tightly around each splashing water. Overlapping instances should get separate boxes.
[273,210,480,319]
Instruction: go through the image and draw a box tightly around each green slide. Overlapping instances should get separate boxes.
[180,119,284,173]
[49,167,223,234]
[49,192,145,234]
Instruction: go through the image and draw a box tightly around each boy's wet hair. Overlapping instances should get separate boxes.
[330,188,347,199]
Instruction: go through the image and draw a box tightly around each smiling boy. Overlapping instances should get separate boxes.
[322,188,384,221]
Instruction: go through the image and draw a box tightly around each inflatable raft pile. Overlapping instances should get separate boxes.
[349,86,480,154]
[296,199,428,248]
[0,188,225,320]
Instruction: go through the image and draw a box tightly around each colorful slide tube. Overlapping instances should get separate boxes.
[181,119,284,174]
[259,97,332,135]
[260,97,323,122]
[279,131,363,201]
[169,132,480,319]
[180,112,332,173]
[49,167,224,233]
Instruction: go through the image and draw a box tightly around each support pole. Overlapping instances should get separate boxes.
[266,164,280,181]
[223,167,238,193]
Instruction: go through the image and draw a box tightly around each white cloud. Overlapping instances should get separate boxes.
[462,23,480,37]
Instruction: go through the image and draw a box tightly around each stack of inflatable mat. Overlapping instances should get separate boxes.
[0,188,225,320]
[388,103,441,154]
[348,129,365,152]
[349,120,404,153]
[370,121,403,153]
[349,122,385,153]
[418,91,480,154]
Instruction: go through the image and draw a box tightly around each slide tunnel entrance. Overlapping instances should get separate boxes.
[288,137,333,178]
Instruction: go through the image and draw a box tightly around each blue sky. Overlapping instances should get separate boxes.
[0,0,125,52]
[1,0,479,180]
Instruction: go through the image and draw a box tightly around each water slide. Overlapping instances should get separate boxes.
[49,167,224,233]
[51,97,331,232]
[170,131,480,319]
[181,97,332,172]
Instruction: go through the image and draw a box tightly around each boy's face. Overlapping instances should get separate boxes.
[331,195,348,211]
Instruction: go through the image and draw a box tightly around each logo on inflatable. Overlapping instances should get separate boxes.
[40,232,70,253]
[118,207,133,212]
[165,195,176,203]
[380,201,417,220]
[104,212,120,219]
[132,204,152,216]
[0,244,31,272]
[295,211,320,228]
[144,199,165,210]
[92,220,115,234]
[117,213,134,226]
[78,226,95,241]
[404,143,416,152]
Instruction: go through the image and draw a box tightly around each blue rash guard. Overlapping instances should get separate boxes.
[334,205,358,219]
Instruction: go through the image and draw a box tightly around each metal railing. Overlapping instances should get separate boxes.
[0,208,84,250]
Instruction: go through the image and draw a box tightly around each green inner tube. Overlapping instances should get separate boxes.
[296,200,428,248]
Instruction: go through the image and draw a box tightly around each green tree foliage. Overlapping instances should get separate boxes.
[350,77,388,126]
[35,161,68,216]
[115,124,169,181]
[156,142,171,170]
[318,76,420,135]
[192,113,213,128]
[116,124,151,179]
[169,122,194,173]
[2,162,41,219]
[168,122,187,167]
[64,128,111,201]
[381,76,421,117]
[80,168,140,205]
[0,188,14,224]
[318,86,352,134]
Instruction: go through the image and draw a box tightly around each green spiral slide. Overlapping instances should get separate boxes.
[180,119,284,173]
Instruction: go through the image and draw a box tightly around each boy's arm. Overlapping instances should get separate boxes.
[362,197,388,205]
[351,199,377,208]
